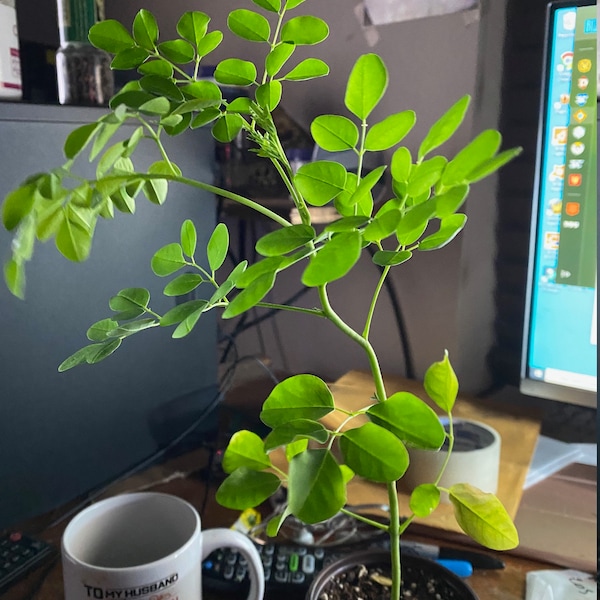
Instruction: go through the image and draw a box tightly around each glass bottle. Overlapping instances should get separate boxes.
[55,0,113,105]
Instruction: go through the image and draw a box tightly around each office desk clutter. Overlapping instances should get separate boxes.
[0,1,530,599]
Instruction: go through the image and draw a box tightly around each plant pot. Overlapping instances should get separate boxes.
[306,550,478,600]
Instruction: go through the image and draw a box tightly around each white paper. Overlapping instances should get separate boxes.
[364,0,478,25]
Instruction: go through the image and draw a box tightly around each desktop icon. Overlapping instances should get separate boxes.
[544,232,560,250]
[572,126,586,140]
[575,93,589,106]
[572,110,587,123]
[565,202,580,216]
[567,173,582,187]
[577,58,592,73]
[560,93,570,104]
[570,141,585,155]
[561,51,574,70]
[551,127,568,145]
[562,11,576,30]
[577,76,589,90]
[549,164,565,181]
[568,159,584,169]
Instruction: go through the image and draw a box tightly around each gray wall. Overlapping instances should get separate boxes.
[14,0,510,394]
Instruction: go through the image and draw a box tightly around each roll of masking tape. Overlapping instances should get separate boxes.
[403,418,501,502]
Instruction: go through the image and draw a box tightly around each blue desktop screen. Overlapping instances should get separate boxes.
[526,3,597,394]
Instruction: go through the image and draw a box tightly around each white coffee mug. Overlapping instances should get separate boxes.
[62,492,265,600]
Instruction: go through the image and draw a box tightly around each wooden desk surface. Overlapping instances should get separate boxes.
[2,449,558,600]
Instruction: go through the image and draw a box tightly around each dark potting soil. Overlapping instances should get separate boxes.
[315,562,465,600]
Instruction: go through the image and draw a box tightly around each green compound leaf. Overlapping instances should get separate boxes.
[407,156,447,198]
[466,147,523,184]
[133,9,159,50]
[216,468,281,510]
[362,209,401,244]
[419,213,467,251]
[2,183,37,231]
[151,243,186,276]
[222,270,276,319]
[311,115,359,152]
[340,422,409,483]
[282,58,329,81]
[176,11,210,47]
[424,350,458,412]
[255,224,315,257]
[222,430,272,473]
[449,483,519,550]
[345,53,388,121]
[3,258,24,299]
[180,219,197,258]
[212,114,245,143]
[253,0,281,12]
[365,110,416,151]
[160,299,208,327]
[264,419,329,451]
[157,39,195,63]
[172,306,203,338]
[294,160,347,207]
[214,58,257,86]
[288,449,346,523]
[265,43,295,77]
[196,30,224,58]
[138,58,173,77]
[281,16,329,45]
[108,318,158,338]
[442,129,502,187]
[260,374,334,427]
[324,216,369,233]
[256,81,282,111]
[391,146,412,184]
[64,122,99,159]
[55,210,93,262]
[207,222,229,271]
[89,20,135,53]
[418,95,470,161]
[372,250,412,267]
[367,391,445,449]
[111,46,151,70]
[87,318,119,342]
[285,0,306,8]
[163,273,204,297]
[410,484,441,517]
[396,199,437,246]
[228,9,271,42]
[301,231,361,287]
[435,185,469,218]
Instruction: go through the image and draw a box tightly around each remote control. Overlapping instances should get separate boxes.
[202,541,335,598]
[0,531,56,594]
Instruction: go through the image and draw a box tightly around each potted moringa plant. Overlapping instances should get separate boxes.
[2,1,521,598]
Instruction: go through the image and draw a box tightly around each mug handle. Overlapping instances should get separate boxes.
[201,528,265,600]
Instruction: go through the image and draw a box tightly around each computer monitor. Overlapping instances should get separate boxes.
[520,0,597,408]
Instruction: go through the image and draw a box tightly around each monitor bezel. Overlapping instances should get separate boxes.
[519,0,597,408]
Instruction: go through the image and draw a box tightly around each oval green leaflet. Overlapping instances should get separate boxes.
[418,95,470,161]
[228,9,271,42]
[288,449,346,523]
[340,422,409,483]
[260,374,334,427]
[280,16,329,45]
[255,224,315,257]
[310,115,358,152]
[345,53,387,121]
[301,230,361,287]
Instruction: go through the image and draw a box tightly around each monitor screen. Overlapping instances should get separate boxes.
[520,0,597,408]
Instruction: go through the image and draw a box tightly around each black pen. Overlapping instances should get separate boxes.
[401,540,505,569]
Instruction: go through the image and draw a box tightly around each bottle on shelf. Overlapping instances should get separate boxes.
[55,0,113,105]
[0,0,22,100]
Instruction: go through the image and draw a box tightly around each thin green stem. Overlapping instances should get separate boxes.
[363,263,391,340]
[387,481,402,600]
[254,302,325,318]
[339,508,389,532]
[434,413,455,486]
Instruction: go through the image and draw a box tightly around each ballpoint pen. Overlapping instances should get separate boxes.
[401,540,505,570]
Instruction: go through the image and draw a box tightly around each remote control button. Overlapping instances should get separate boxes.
[302,554,316,574]
[292,571,306,584]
